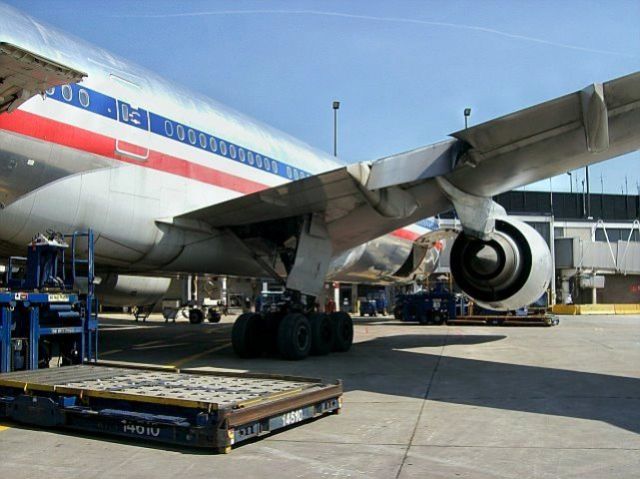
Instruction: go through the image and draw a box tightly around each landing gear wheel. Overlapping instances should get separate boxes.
[277,313,311,360]
[309,312,334,356]
[232,313,264,358]
[331,311,353,352]
[188,308,204,324]
[207,309,221,323]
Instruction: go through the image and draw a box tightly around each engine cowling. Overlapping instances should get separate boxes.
[450,217,551,311]
[96,274,172,307]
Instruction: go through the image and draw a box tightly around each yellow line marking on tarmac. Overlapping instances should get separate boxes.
[100,349,124,357]
[0,425,10,432]
[136,339,166,347]
[169,342,232,368]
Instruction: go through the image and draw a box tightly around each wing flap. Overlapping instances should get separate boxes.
[0,42,86,114]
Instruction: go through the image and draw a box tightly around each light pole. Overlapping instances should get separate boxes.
[464,108,471,129]
[332,101,340,157]
[585,166,591,218]
[567,171,573,194]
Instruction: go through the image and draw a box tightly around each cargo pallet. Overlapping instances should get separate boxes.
[0,363,342,452]
[447,314,559,327]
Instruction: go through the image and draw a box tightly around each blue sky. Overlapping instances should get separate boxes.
[7,0,640,193]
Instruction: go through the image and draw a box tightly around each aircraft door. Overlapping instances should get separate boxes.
[115,99,150,161]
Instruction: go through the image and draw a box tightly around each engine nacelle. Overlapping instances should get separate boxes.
[450,217,551,311]
[96,274,172,307]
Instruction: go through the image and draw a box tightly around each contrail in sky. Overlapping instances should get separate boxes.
[110,9,637,58]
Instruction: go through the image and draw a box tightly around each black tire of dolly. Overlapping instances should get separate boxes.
[330,311,353,352]
[207,309,221,323]
[277,313,312,360]
[309,312,334,356]
[232,313,264,358]
[189,308,204,324]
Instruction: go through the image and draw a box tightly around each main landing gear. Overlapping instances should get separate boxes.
[232,307,353,361]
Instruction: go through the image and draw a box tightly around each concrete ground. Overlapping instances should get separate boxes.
[0,313,639,478]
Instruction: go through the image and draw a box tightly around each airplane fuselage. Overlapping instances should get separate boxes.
[0,4,429,283]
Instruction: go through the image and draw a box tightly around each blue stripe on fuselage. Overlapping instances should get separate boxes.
[43,84,310,181]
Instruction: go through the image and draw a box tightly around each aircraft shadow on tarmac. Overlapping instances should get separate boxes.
[98,319,640,436]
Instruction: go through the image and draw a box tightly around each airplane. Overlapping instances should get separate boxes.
[0,3,639,359]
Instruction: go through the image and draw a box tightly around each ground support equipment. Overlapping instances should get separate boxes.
[0,363,343,453]
[0,231,97,372]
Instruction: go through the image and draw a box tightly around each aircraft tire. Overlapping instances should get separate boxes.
[277,313,311,360]
[232,313,264,358]
[309,312,333,356]
[188,308,204,324]
[330,312,353,352]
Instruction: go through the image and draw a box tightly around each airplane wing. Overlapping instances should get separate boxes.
[170,71,640,256]
[0,42,86,114]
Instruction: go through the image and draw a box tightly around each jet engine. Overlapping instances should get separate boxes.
[449,217,551,311]
[95,274,172,307]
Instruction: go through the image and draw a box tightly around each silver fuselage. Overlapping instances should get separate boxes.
[0,4,428,283]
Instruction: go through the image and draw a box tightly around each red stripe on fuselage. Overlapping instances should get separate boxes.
[0,110,265,194]
[0,109,421,241]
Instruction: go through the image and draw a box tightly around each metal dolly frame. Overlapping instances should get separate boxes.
[0,363,343,453]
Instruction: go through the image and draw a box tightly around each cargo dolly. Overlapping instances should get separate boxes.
[0,363,342,452]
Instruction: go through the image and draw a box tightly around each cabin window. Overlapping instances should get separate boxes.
[199,133,207,148]
[264,158,271,171]
[293,169,299,180]
[247,151,255,165]
[210,137,217,152]
[164,120,174,137]
[61,84,73,101]
[255,155,263,168]
[286,166,292,178]
[176,124,185,141]
[239,148,246,162]
[188,129,196,144]
[45,87,56,96]
[219,140,227,155]
[78,89,90,108]
[229,144,237,159]
[271,160,278,174]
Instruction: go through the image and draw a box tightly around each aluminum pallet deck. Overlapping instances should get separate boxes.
[0,364,342,452]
